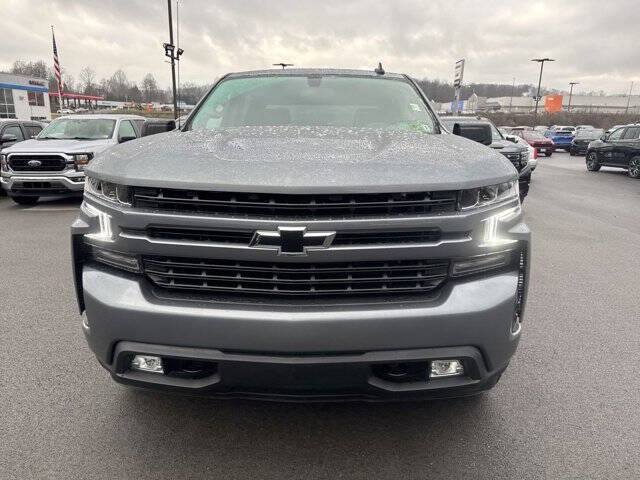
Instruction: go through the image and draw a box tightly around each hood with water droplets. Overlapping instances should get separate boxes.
[87,126,518,193]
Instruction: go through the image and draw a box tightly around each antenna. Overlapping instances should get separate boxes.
[374,62,385,75]
[273,63,294,69]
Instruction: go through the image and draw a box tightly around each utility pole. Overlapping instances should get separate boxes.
[625,81,634,115]
[531,58,554,127]
[164,0,183,120]
[568,82,579,112]
[509,77,515,112]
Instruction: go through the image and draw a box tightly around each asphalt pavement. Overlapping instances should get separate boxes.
[1,152,639,479]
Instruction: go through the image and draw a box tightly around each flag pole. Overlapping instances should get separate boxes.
[51,25,63,109]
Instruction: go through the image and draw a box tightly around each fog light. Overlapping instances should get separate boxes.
[130,355,164,374]
[430,359,464,378]
[90,246,140,272]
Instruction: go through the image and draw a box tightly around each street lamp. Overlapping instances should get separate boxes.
[568,82,579,112]
[531,58,555,127]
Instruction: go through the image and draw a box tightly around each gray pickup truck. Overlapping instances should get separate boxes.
[1,114,145,205]
[71,68,530,401]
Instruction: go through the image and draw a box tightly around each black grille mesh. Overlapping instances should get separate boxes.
[142,256,450,297]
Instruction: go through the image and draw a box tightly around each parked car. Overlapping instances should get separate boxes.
[512,130,555,157]
[545,127,575,151]
[0,119,44,152]
[575,125,594,131]
[534,125,549,133]
[0,114,146,205]
[57,108,75,114]
[512,135,537,171]
[440,115,531,200]
[585,124,640,178]
[71,68,530,401]
[569,128,604,156]
[0,120,45,196]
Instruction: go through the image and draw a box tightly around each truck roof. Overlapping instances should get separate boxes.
[226,68,406,80]
[55,114,146,121]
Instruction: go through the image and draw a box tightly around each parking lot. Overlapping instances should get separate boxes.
[1,152,638,479]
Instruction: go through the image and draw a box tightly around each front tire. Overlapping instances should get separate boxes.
[545,151,552,157]
[629,157,640,178]
[586,152,601,172]
[11,196,39,205]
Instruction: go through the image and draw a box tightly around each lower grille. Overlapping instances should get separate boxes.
[142,256,450,297]
[142,226,442,246]
[9,155,67,172]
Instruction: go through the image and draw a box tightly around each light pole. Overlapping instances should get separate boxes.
[568,82,579,112]
[625,81,634,115]
[531,58,554,127]
[164,0,184,120]
[509,77,515,112]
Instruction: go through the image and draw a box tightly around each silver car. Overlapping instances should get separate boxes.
[0,114,145,205]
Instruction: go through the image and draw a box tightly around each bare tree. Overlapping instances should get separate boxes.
[11,60,49,79]
[79,67,96,95]
[141,73,158,102]
[63,73,75,93]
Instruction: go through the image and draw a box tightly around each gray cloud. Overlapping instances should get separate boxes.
[1,0,638,94]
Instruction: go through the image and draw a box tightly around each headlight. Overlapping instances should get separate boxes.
[459,181,519,210]
[85,176,132,205]
[72,153,94,170]
[0,154,7,172]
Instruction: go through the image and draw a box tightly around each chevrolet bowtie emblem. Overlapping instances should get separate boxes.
[250,227,336,255]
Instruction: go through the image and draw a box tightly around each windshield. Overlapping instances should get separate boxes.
[576,129,604,138]
[38,118,116,140]
[188,75,437,133]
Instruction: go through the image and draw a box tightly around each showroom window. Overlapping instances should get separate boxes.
[0,88,16,118]
[28,91,45,107]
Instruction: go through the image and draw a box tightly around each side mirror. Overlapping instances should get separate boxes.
[141,119,176,137]
[505,135,519,143]
[601,134,608,141]
[119,135,137,143]
[0,134,18,144]
[453,122,493,146]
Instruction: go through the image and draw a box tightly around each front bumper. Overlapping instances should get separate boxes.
[1,173,85,197]
[72,194,530,401]
[570,144,589,155]
[78,260,526,400]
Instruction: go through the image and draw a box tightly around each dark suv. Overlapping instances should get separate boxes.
[71,69,530,401]
[440,116,531,200]
[586,124,640,178]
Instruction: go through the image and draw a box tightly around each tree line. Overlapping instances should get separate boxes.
[5,59,211,105]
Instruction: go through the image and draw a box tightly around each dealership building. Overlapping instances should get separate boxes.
[0,72,51,121]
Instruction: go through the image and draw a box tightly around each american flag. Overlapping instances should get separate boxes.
[51,26,62,98]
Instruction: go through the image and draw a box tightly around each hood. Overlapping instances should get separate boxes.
[87,126,518,194]
[489,140,527,152]
[3,138,114,155]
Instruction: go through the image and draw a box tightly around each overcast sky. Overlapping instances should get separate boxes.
[1,0,638,95]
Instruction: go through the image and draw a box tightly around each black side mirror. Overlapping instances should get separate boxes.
[0,134,18,144]
[119,135,137,144]
[601,134,608,141]
[141,119,176,137]
[505,134,519,144]
[453,122,493,146]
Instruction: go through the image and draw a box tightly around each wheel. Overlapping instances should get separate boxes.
[545,151,552,157]
[11,196,39,205]
[586,152,601,172]
[569,150,575,156]
[629,157,640,178]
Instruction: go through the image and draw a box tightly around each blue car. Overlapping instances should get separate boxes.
[545,127,575,151]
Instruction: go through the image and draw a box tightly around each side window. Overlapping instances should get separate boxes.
[25,125,42,138]
[118,120,137,139]
[622,127,640,140]
[608,128,625,141]
[132,119,145,135]
[2,125,25,141]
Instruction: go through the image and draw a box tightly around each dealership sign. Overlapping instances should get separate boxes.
[453,59,465,88]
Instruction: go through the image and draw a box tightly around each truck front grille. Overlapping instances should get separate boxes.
[142,256,450,296]
[132,188,458,219]
[142,226,442,246]
[8,155,67,172]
